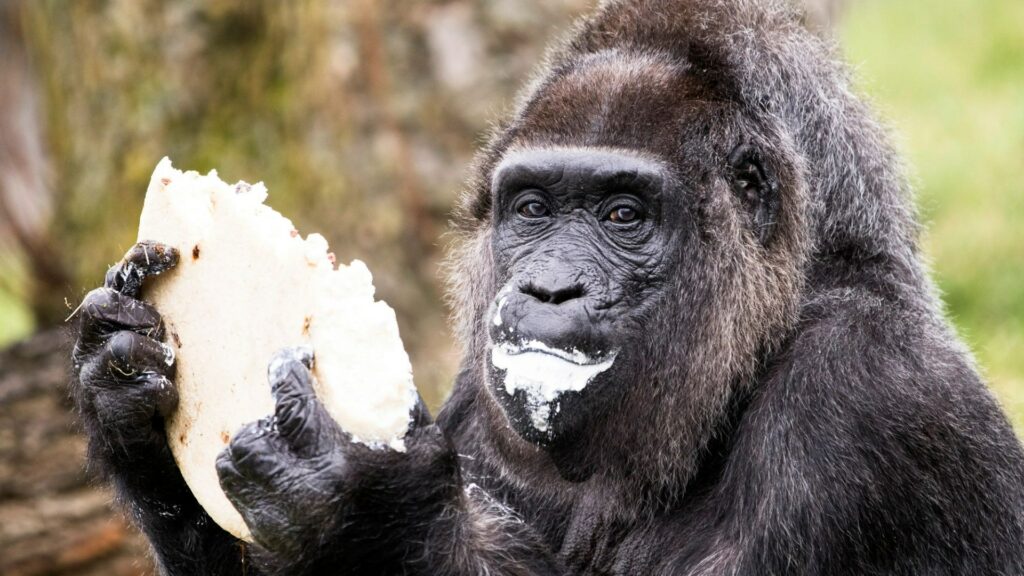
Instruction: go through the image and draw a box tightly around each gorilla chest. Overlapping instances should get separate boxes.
[553,510,665,575]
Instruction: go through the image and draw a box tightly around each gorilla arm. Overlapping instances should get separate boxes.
[217,349,565,576]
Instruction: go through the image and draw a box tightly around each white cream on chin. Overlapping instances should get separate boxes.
[490,340,617,432]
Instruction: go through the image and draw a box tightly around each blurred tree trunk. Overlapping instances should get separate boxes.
[0,0,71,328]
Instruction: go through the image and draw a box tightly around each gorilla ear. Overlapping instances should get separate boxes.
[727,143,780,246]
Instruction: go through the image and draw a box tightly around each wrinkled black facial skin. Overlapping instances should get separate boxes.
[70,1,1024,575]
[486,148,676,446]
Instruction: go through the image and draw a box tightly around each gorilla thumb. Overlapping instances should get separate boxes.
[267,346,335,457]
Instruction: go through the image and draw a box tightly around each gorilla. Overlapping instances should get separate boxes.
[71,0,1024,574]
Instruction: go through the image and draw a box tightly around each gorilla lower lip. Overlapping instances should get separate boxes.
[491,340,617,432]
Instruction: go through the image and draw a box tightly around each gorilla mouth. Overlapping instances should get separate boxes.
[491,340,618,432]
[496,340,613,366]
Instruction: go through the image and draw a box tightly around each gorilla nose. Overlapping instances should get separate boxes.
[492,278,609,354]
[520,281,585,305]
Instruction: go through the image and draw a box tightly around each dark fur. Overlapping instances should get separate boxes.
[71,1,1024,574]
[445,0,1024,572]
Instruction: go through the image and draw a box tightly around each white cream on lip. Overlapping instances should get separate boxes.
[493,296,508,327]
[490,340,617,432]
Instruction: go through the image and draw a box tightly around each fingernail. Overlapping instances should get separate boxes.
[295,345,314,368]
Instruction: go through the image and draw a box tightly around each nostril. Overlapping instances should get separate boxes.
[521,283,585,305]
[549,285,585,305]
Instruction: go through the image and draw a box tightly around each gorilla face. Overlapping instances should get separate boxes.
[487,147,676,445]
[478,51,804,456]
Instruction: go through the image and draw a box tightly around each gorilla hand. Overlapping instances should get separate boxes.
[72,241,180,491]
[217,347,460,575]
[71,241,247,576]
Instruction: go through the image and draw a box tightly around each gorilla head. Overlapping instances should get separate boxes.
[450,17,812,498]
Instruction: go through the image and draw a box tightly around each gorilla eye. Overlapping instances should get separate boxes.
[607,205,640,224]
[517,201,550,219]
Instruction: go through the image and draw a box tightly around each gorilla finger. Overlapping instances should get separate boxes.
[268,346,339,457]
[216,451,264,522]
[78,288,165,345]
[216,449,246,497]
[139,373,178,418]
[104,241,179,298]
[103,330,176,381]
[82,359,177,414]
[77,333,173,396]
[214,458,295,556]
[224,418,293,480]
[83,372,177,443]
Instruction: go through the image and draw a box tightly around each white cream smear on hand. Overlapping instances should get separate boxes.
[491,340,617,432]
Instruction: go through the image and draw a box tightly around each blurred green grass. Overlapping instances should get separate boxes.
[841,0,1024,432]
[0,267,32,344]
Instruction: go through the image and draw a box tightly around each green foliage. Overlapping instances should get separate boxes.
[842,0,1024,431]
[0,270,32,345]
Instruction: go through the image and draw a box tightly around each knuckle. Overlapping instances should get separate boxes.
[115,295,157,324]
[81,287,116,312]
[216,449,240,481]
[106,330,139,359]
[234,446,276,477]
[78,289,164,342]
[229,421,292,476]
[229,422,268,458]
[78,288,118,334]
[104,332,153,379]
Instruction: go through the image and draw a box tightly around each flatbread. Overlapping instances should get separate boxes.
[136,157,417,540]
